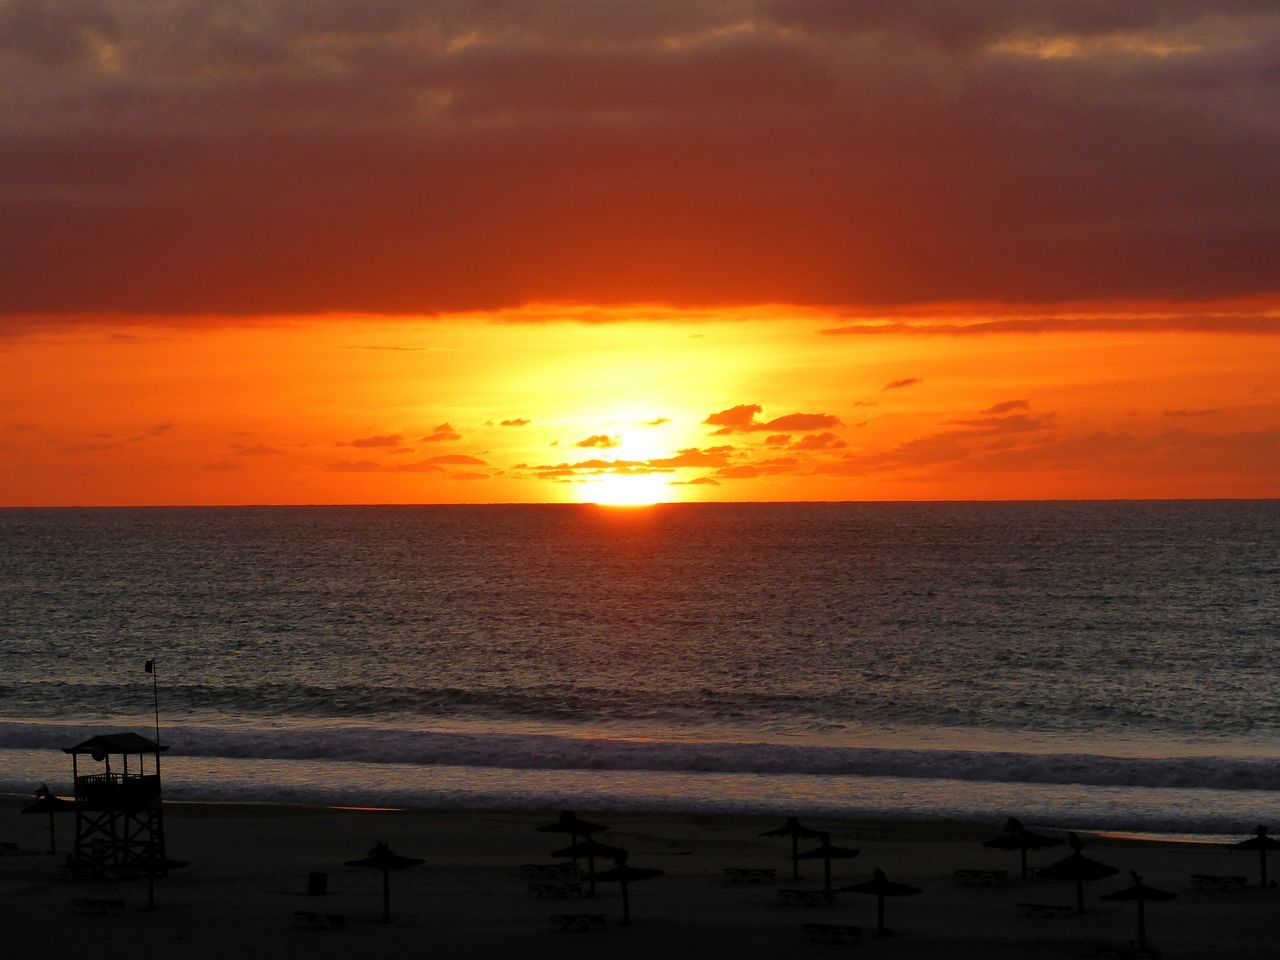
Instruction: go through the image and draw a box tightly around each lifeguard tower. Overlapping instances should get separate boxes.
[63,732,167,875]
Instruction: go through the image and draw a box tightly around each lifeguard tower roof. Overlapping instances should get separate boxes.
[63,732,168,754]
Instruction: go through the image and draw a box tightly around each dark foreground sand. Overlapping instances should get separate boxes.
[1,797,1274,959]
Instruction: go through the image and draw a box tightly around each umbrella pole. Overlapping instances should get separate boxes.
[620,878,630,926]
[588,852,596,898]
[877,893,886,937]
[48,809,56,855]
[1136,899,1146,947]
[382,867,391,923]
[1075,878,1084,914]
[792,834,799,880]
[1261,848,1268,888]
[1020,847,1027,882]
[824,854,832,899]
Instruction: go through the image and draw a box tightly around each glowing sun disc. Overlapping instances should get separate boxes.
[581,474,669,506]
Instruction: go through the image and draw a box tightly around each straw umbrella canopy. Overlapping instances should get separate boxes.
[594,850,664,927]
[21,783,74,854]
[983,817,1063,881]
[760,816,824,880]
[840,868,923,938]
[797,832,861,899]
[552,837,625,898]
[1037,833,1118,914]
[344,841,425,923]
[1229,825,1280,888]
[538,811,608,871]
[1100,871,1177,948]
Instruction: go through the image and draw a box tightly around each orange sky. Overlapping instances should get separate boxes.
[2,305,1276,505]
[1,3,1278,504]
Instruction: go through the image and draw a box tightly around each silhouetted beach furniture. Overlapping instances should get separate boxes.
[954,868,1009,887]
[552,838,623,898]
[798,832,860,900]
[722,866,777,884]
[778,887,832,906]
[1039,833,1119,914]
[760,817,823,880]
[528,879,584,899]
[292,910,345,930]
[538,812,608,870]
[801,922,862,943]
[840,868,922,938]
[344,841,424,923]
[520,862,579,881]
[1189,873,1247,891]
[1229,825,1280,887]
[1093,940,1161,960]
[549,913,607,932]
[594,850,664,927]
[71,897,125,916]
[1016,901,1075,918]
[1100,872,1176,952]
[983,817,1063,881]
[22,783,75,854]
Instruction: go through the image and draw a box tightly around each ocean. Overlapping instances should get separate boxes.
[1,502,1277,834]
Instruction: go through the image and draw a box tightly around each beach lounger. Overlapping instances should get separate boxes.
[954,868,1009,887]
[1190,874,1247,891]
[528,880,584,899]
[520,862,579,881]
[723,867,778,884]
[292,910,345,930]
[1094,940,1160,959]
[549,913,607,932]
[778,887,833,906]
[1016,901,1075,918]
[72,898,125,916]
[801,922,862,943]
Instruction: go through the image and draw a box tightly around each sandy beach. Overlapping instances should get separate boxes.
[2,797,1274,959]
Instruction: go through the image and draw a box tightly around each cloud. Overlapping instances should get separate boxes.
[341,434,403,449]
[824,316,1280,337]
[1163,408,1221,418]
[704,404,842,435]
[643,417,671,426]
[982,400,1029,414]
[671,476,721,486]
[943,412,1056,434]
[129,421,175,442]
[792,431,846,451]
[424,454,486,465]
[881,378,921,392]
[575,434,619,448]
[4,2,1279,319]
[451,471,489,481]
[500,418,531,426]
[235,443,285,456]
[203,460,245,471]
[327,460,384,472]
[8,422,38,432]
[764,434,791,446]
[420,423,461,442]
[647,446,736,468]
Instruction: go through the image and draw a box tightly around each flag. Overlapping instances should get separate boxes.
[144,659,154,674]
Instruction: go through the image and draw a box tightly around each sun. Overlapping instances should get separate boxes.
[580,473,671,506]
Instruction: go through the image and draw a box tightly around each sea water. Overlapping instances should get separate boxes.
[0,502,1276,832]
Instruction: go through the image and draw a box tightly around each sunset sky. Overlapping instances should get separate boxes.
[2,1,1277,505]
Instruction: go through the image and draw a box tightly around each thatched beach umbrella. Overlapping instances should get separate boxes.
[595,850,664,926]
[344,841,424,923]
[1230,825,1280,888]
[1038,833,1118,914]
[21,783,74,854]
[1100,871,1177,948]
[840,868,923,938]
[552,837,625,897]
[983,817,1063,881]
[538,811,608,870]
[797,832,861,899]
[761,817,825,880]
